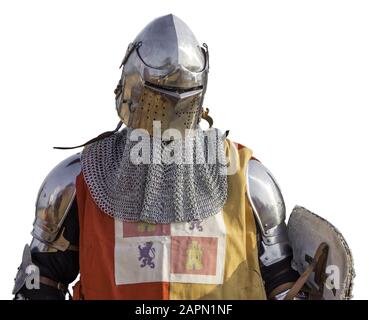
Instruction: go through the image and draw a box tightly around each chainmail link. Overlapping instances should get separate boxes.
[81,127,228,223]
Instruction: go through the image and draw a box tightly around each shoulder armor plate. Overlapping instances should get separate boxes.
[246,159,286,237]
[31,153,81,251]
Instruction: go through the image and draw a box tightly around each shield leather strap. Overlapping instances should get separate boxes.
[284,242,329,300]
[268,282,295,300]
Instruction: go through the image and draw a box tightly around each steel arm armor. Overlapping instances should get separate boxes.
[246,159,300,298]
[30,153,81,253]
[13,154,81,299]
[246,159,292,267]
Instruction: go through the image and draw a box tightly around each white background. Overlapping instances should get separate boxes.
[0,0,367,299]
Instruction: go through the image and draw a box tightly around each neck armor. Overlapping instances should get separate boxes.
[81,127,227,223]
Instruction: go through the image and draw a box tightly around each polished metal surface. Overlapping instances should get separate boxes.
[135,14,205,74]
[246,159,286,237]
[115,14,209,137]
[31,153,81,252]
[259,223,292,266]
[246,159,292,266]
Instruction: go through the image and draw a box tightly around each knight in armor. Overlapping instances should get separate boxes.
[13,14,354,300]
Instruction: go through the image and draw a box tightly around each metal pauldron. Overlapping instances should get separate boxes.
[246,159,292,267]
[30,153,81,253]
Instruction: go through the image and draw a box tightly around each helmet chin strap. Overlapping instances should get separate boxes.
[200,108,229,139]
[201,108,213,128]
[53,121,123,150]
